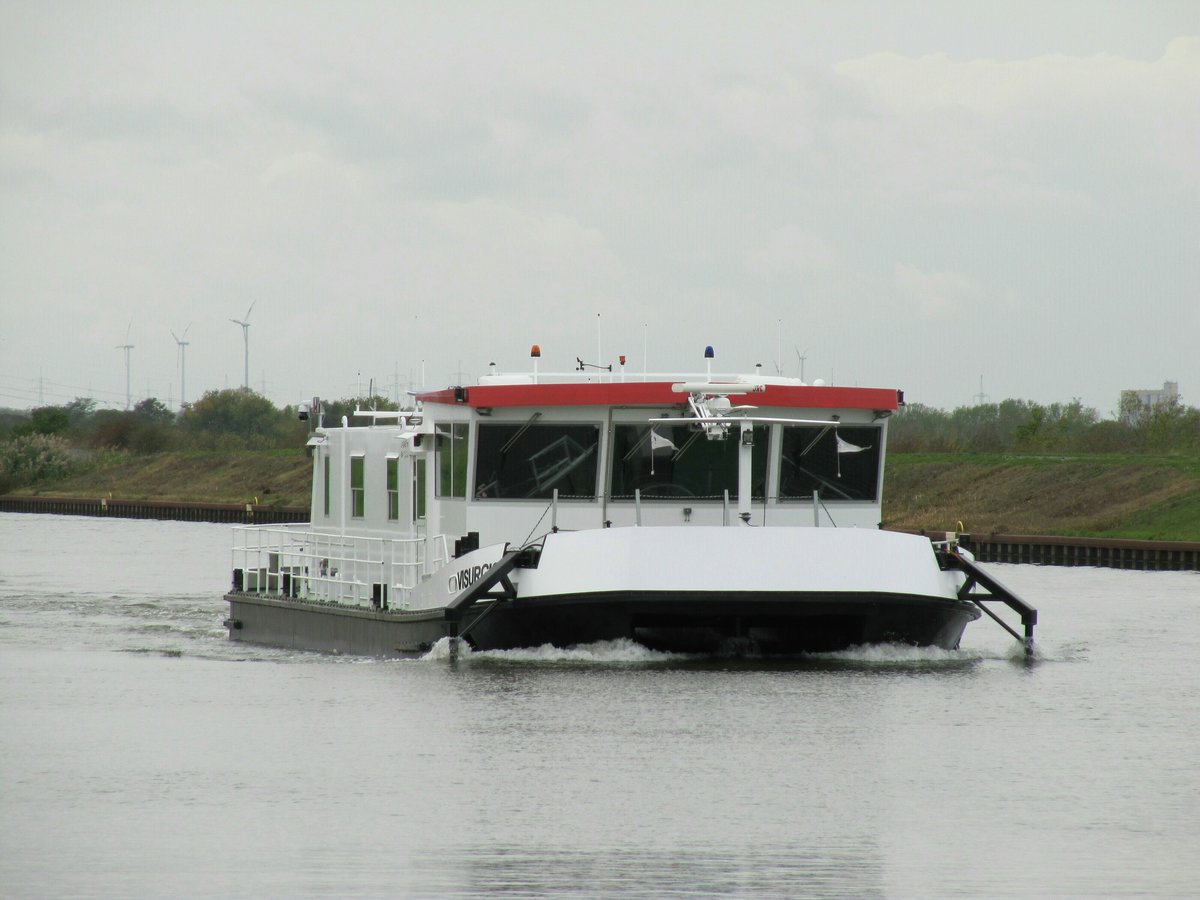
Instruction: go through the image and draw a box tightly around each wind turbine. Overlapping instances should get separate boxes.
[230,301,256,391]
[115,318,134,410]
[796,347,808,383]
[171,323,192,407]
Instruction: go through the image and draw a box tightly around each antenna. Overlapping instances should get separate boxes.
[229,301,256,390]
[171,323,191,408]
[796,347,808,382]
[643,323,648,382]
[115,318,134,410]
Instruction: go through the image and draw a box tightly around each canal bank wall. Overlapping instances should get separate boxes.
[910,530,1200,572]
[0,495,307,524]
[3,495,1197,571]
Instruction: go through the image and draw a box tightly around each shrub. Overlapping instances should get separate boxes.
[0,433,74,487]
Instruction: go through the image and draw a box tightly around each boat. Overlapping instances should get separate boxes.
[223,347,1035,656]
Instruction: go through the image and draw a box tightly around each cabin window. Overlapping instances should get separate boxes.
[350,455,365,518]
[435,423,469,498]
[386,456,399,521]
[474,423,600,499]
[323,454,331,517]
[609,424,767,500]
[413,458,427,520]
[778,425,881,502]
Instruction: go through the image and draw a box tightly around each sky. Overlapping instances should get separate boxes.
[1,1,1197,417]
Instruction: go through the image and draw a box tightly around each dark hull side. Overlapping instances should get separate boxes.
[225,591,981,657]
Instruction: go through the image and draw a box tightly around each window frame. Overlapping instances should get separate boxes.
[777,424,882,503]
[435,423,470,499]
[350,454,366,518]
[607,421,768,502]
[413,457,427,520]
[386,455,400,521]
[323,453,331,518]
[473,421,601,500]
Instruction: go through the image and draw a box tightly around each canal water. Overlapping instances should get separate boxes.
[1,513,1197,898]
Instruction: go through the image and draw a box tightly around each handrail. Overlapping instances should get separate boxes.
[231,525,445,609]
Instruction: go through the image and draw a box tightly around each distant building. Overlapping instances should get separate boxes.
[1120,381,1179,422]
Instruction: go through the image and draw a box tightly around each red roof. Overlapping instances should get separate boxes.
[413,381,900,411]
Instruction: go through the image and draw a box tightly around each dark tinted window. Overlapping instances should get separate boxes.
[475,424,599,499]
[779,425,881,501]
[610,423,767,500]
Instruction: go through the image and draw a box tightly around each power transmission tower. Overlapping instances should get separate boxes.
[973,375,990,406]
[116,319,134,410]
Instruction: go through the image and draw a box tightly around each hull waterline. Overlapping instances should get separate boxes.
[225,589,980,656]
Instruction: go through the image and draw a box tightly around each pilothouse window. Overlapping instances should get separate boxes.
[778,425,881,502]
[474,423,600,499]
[609,424,767,500]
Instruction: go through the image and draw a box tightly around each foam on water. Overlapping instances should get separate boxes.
[417,636,1027,668]
[810,641,980,664]
[420,635,691,664]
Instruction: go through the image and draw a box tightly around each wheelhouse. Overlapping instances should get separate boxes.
[305,375,901,544]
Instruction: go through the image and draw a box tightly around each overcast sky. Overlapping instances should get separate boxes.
[2,1,1197,417]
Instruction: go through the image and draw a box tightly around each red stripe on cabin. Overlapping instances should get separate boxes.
[414,382,899,411]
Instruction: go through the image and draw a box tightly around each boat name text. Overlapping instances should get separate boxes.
[449,563,492,593]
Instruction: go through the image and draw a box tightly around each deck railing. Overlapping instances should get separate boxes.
[230,524,451,609]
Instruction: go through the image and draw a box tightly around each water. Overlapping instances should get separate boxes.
[1,514,1198,898]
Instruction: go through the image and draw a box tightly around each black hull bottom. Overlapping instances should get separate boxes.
[225,591,981,657]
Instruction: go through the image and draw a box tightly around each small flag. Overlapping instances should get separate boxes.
[650,430,677,453]
[836,435,869,454]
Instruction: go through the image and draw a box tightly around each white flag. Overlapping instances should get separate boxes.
[650,430,676,452]
[836,435,869,454]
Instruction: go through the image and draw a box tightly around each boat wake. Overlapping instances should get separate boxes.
[421,636,692,664]
[417,636,1009,668]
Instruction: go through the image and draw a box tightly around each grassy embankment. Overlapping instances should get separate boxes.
[13,450,1200,541]
[23,450,314,508]
[884,453,1200,542]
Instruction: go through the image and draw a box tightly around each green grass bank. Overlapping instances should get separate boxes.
[883,453,1200,541]
[7,449,1200,542]
[18,450,314,509]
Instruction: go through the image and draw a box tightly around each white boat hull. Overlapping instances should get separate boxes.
[226,526,980,655]
[462,526,979,653]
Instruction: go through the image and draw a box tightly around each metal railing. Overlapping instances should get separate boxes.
[231,524,451,609]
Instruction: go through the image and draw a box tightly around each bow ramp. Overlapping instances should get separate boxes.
[946,548,1038,654]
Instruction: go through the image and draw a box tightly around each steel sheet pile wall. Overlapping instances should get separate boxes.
[960,534,1200,571]
[0,495,308,524]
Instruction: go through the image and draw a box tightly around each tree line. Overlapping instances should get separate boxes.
[2,389,1196,492]
[0,389,399,490]
[889,396,1199,454]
